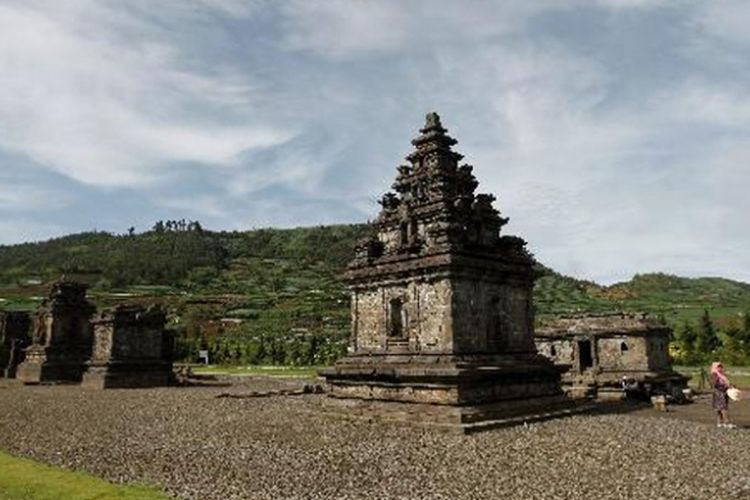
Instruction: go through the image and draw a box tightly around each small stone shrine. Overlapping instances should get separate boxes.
[16,281,96,383]
[321,113,567,430]
[82,305,173,389]
[536,313,688,400]
[0,311,32,378]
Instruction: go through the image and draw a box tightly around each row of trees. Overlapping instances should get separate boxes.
[151,220,204,233]
[171,296,350,367]
[174,326,348,367]
[672,310,750,364]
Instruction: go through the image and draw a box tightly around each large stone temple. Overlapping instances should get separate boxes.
[321,113,568,430]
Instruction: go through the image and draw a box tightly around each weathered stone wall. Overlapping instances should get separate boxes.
[90,306,166,362]
[596,336,650,371]
[451,279,533,353]
[414,278,453,353]
[92,323,163,362]
[352,288,387,351]
[535,339,575,368]
[84,306,171,389]
[352,275,535,355]
[47,315,92,348]
[352,278,453,353]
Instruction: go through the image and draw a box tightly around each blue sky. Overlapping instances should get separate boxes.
[0,0,748,284]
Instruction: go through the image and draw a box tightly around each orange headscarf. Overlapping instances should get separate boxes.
[711,362,730,387]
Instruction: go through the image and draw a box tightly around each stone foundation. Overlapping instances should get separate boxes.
[16,346,91,384]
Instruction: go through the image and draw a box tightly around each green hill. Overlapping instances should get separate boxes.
[1,223,748,364]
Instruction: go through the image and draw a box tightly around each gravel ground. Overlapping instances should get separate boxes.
[1,380,749,500]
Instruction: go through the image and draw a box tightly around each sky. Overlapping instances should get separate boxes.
[0,0,748,285]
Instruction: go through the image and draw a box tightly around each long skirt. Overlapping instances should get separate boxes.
[713,389,729,412]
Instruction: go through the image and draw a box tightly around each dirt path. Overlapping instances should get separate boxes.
[631,394,750,428]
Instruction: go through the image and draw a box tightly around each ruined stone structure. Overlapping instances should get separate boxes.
[321,113,567,430]
[0,311,31,378]
[16,281,96,384]
[535,313,688,399]
[82,305,174,389]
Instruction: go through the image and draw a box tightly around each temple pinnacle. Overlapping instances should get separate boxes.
[420,111,446,134]
[425,111,441,128]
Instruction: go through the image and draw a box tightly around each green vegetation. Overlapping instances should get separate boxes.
[1,222,749,366]
[675,366,750,390]
[0,223,367,367]
[672,309,750,365]
[0,450,168,500]
[535,270,750,323]
[192,365,320,378]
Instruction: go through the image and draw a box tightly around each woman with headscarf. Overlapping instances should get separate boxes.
[711,361,736,428]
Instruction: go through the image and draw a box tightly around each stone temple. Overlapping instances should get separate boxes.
[536,313,688,400]
[16,281,96,384]
[82,305,174,389]
[321,112,567,430]
[12,282,175,388]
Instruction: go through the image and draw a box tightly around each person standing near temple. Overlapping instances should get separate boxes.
[711,362,736,429]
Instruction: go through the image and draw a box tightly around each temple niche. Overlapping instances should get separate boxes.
[321,113,568,430]
[16,281,96,384]
[82,305,174,389]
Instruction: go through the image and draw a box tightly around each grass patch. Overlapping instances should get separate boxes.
[192,364,321,378]
[675,365,750,390]
[0,296,42,312]
[0,450,168,500]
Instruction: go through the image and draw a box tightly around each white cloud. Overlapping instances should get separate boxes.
[194,0,266,18]
[279,0,567,59]
[595,0,670,8]
[652,80,750,127]
[0,1,290,187]
[693,0,750,47]
[155,194,230,219]
[0,183,72,211]
[413,37,749,284]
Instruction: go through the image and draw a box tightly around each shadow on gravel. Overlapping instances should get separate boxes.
[173,374,232,388]
[583,400,654,415]
[215,383,324,399]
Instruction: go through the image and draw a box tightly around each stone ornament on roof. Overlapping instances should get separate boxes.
[355,112,527,267]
